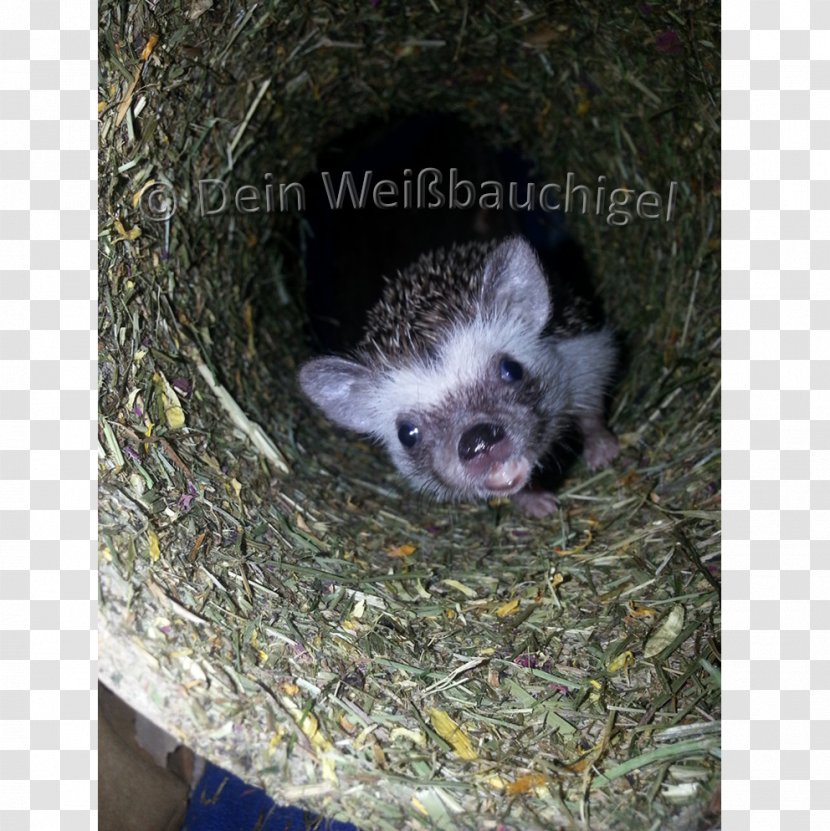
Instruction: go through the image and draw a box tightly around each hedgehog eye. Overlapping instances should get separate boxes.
[499,357,524,383]
[397,421,420,449]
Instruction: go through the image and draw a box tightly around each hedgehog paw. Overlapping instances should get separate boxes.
[583,429,619,471]
[512,488,559,518]
[579,414,620,471]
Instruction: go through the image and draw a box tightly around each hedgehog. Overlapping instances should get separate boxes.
[298,235,619,518]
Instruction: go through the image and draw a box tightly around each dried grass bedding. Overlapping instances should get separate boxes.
[98,2,720,829]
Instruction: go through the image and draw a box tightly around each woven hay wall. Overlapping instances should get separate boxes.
[98,2,720,829]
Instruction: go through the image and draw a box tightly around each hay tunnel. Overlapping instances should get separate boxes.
[98,2,720,829]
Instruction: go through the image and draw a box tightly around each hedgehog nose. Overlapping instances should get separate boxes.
[458,424,506,461]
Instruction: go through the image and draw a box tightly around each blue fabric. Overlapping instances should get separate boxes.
[183,761,362,831]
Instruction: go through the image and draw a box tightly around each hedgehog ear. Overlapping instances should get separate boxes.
[480,236,551,330]
[298,356,378,434]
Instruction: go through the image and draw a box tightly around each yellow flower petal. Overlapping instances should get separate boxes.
[607,650,634,674]
[505,773,548,795]
[387,543,416,558]
[495,598,520,618]
[147,530,161,562]
[429,709,477,760]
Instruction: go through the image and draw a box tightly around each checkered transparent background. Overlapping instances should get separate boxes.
[0,1,98,829]
[721,1,830,829]
[0,0,826,828]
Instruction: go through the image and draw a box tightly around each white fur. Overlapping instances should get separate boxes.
[367,309,555,444]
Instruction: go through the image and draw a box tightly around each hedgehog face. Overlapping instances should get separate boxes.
[385,367,553,500]
[299,307,568,503]
[372,319,568,501]
[298,236,567,504]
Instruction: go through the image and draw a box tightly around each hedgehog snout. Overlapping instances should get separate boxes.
[458,423,507,462]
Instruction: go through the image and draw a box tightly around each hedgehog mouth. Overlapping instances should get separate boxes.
[482,457,532,495]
